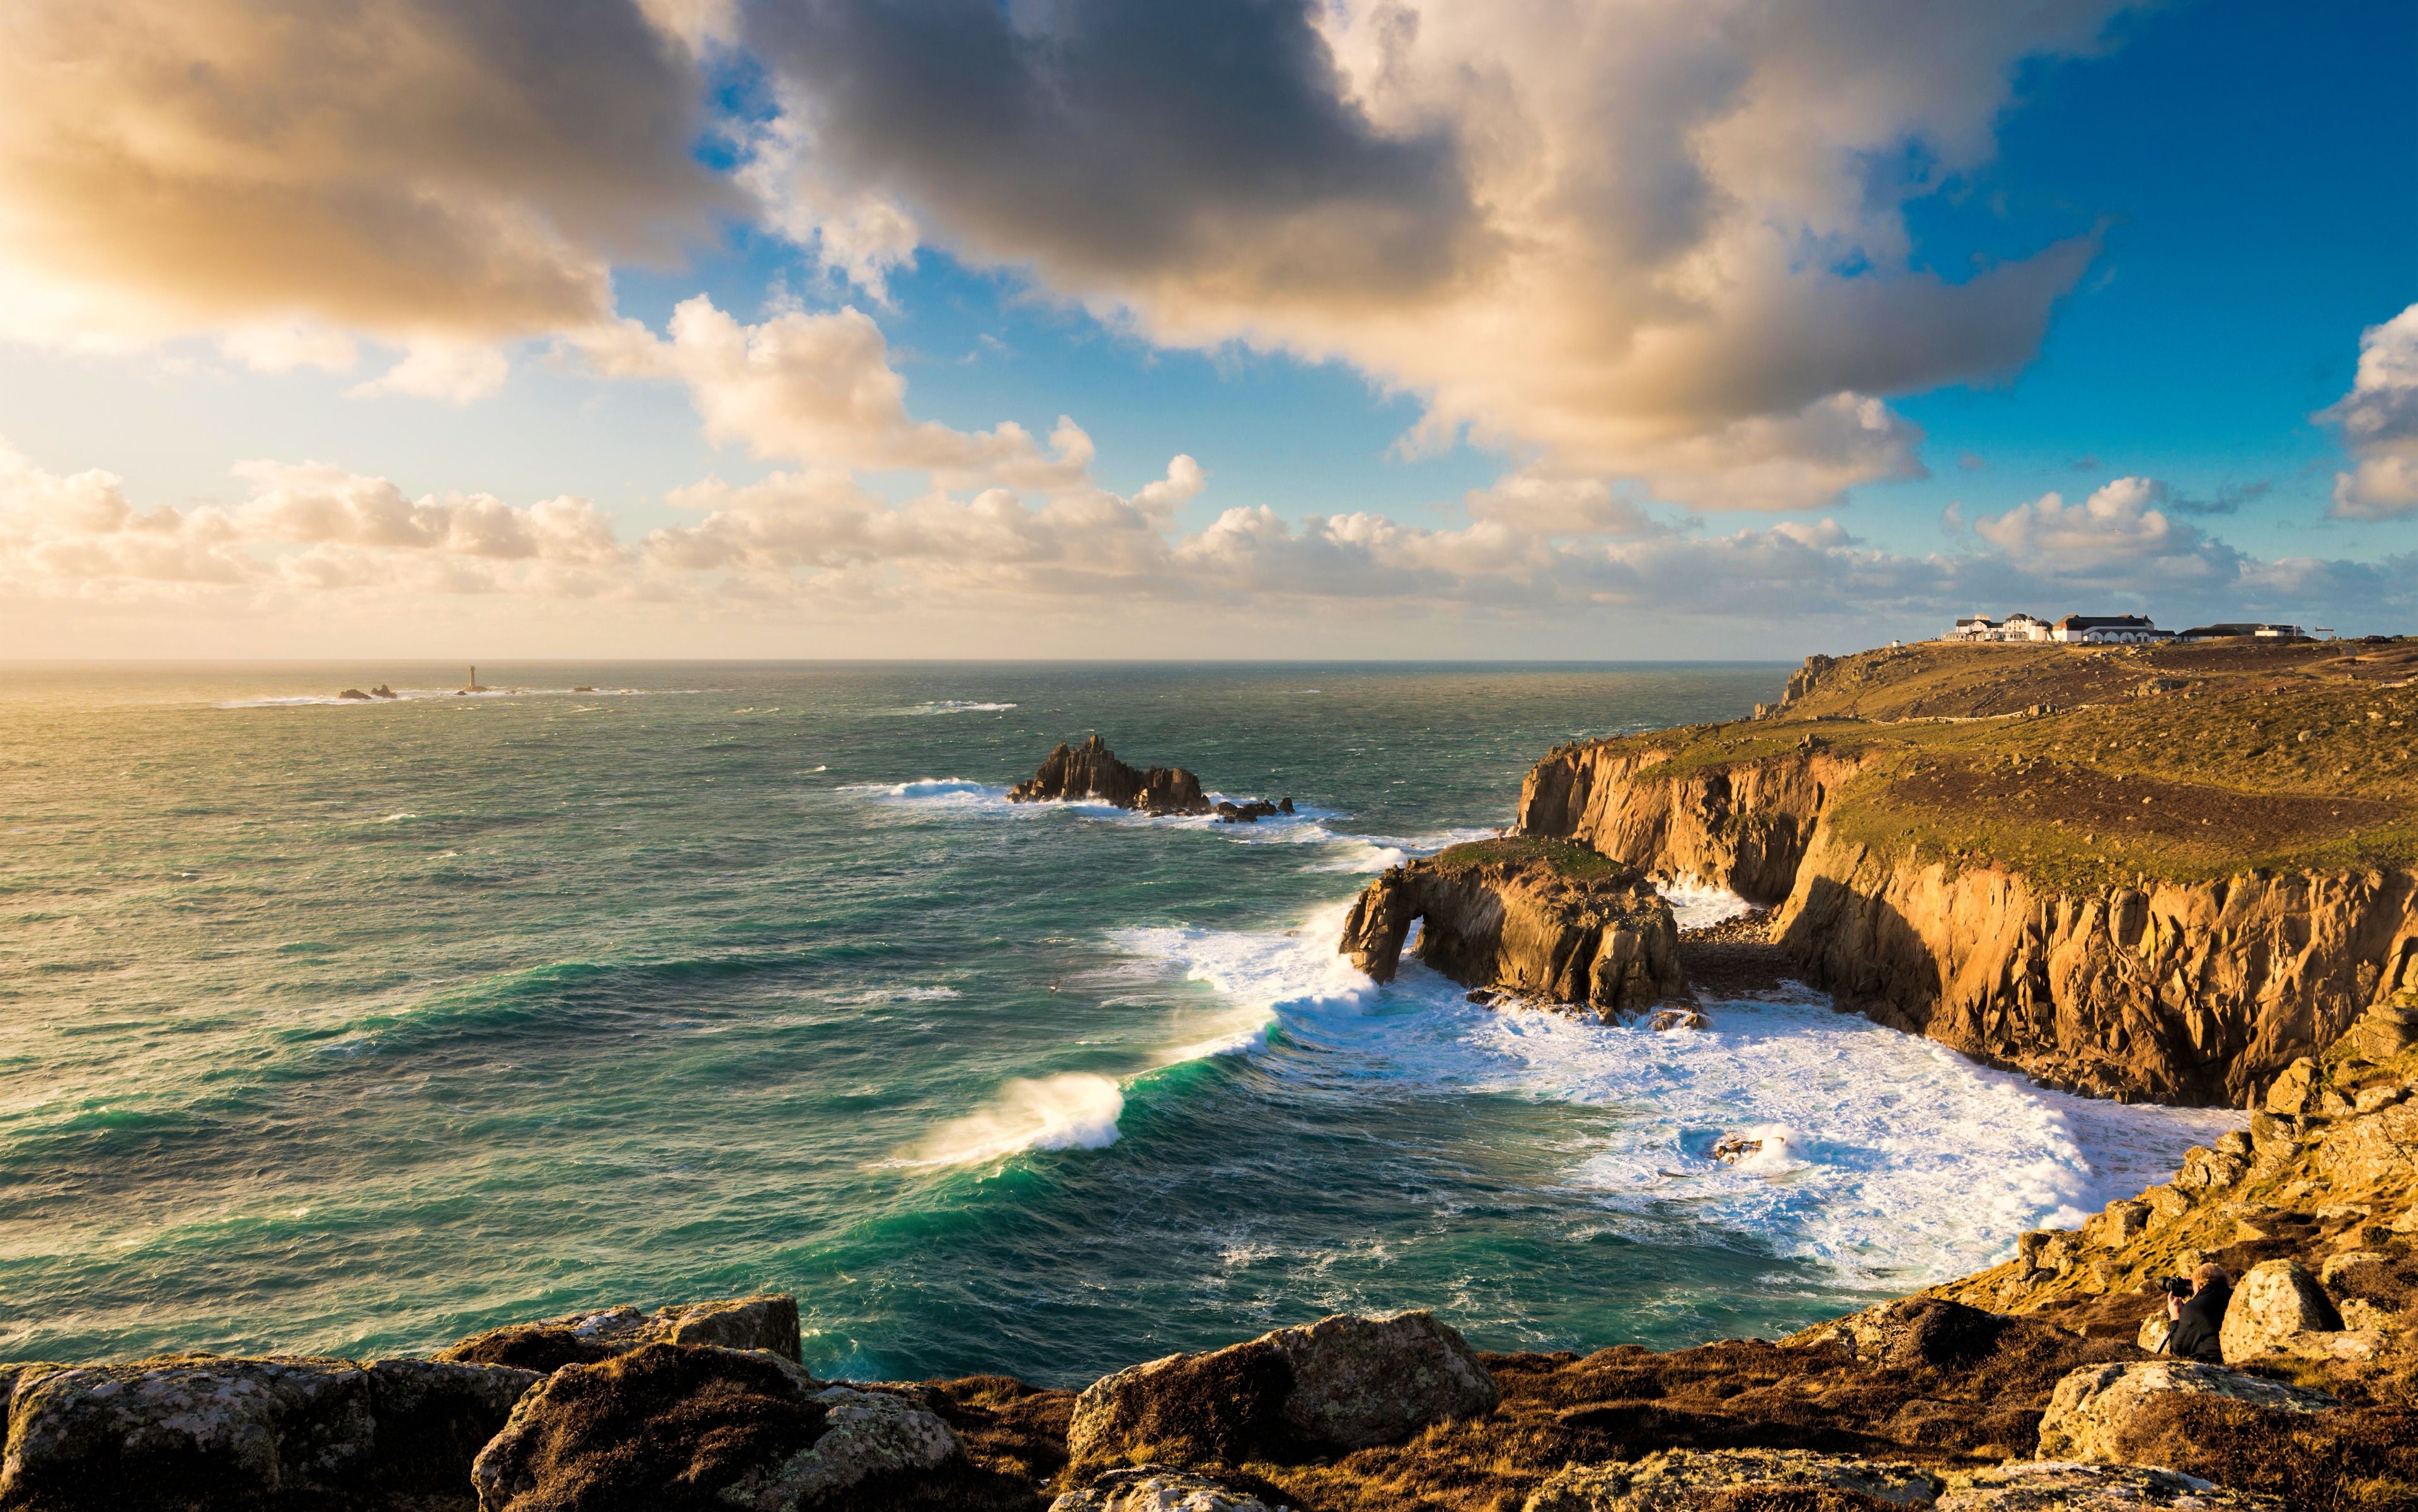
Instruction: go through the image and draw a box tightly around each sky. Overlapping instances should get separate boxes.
[1,0,2412,660]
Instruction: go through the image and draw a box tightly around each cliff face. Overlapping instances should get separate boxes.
[1515,643,2418,1106]
[1338,839,1685,1016]
[1515,743,1854,905]
[1778,828,2418,1104]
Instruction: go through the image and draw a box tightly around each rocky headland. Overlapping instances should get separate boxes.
[1515,637,2418,1103]
[1009,735,1293,823]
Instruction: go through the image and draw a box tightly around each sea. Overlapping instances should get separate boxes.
[0,662,2243,1385]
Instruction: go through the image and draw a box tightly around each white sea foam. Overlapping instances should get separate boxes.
[1658,879,1758,931]
[832,985,963,1006]
[890,701,1019,715]
[900,1074,1125,1166]
[858,777,1349,841]
[1307,824,1497,873]
[1114,905,2245,1288]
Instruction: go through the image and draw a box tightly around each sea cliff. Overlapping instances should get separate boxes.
[1514,638,2418,1104]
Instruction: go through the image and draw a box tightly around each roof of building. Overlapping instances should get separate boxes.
[2055,614,2155,629]
[2179,622,2303,638]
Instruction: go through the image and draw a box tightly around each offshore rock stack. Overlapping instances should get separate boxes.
[1007,736,1291,823]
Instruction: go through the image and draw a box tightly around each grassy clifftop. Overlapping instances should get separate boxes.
[1583,638,2418,890]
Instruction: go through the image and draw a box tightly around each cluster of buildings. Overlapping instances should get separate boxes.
[1945,614,2313,644]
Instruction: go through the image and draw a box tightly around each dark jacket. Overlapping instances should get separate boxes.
[2165,1279,2230,1363]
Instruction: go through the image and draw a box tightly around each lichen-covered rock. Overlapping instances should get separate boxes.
[1938,1461,2286,1509]
[359,1358,544,1491]
[469,1342,959,1512]
[2036,1360,2335,1462]
[1261,1310,1497,1451]
[1523,1448,1943,1510]
[0,1353,539,1511]
[0,1364,64,1416]
[0,1354,373,1509]
[1782,1297,2013,1369]
[1050,1467,1288,1511]
[2218,1260,2342,1363]
[1066,1311,1496,1474]
[2136,1313,2173,1353]
[721,1387,963,1509]
[439,1293,801,1371]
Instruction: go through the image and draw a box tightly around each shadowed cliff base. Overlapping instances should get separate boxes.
[1676,910,1793,1000]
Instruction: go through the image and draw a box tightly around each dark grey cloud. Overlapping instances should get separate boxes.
[742,0,1484,305]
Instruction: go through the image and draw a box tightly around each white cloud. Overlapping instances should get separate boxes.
[742,0,2124,507]
[8,428,2412,649]
[1971,477,2232,578]
[578,295,1097,488]
[2322,303,2418,520]
[219,321,359,375]
[0,442,627,602]
[348,341,512,404]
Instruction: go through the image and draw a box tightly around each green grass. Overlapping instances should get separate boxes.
[1430,835,1636,882]
[1561,641,2418,890]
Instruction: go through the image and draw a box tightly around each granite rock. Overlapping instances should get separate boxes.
[469,1342,958,1512]
[438,1293,801,1371]
[0,1353,536,1511]
[1938,1461,2286,1510]
[2218,1260,2342,1363]
[1050,1467,1288,1511]
[2036,1360,2335,1462]
[1066,1311,1496,1474]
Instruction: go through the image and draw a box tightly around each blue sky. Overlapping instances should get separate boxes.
[0,0,2410,656]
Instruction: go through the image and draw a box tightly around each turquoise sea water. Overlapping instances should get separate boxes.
[0,663,2240,1385]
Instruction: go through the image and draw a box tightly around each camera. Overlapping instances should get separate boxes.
[2161,1276,2194,1299]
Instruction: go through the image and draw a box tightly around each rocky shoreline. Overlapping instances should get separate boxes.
[19,654,2417,1510]
[11,1004,2412,1509]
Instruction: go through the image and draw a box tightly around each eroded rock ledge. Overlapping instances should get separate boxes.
[1338,837,1687,1017]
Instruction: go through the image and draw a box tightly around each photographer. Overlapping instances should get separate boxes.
[2162,1262,2232,1362]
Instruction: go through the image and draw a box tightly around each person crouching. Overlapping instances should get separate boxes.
[2162,1262,2232,1362]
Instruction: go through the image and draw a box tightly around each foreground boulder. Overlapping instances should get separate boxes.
[439,1293,800,1372]
[0,1354,536,1511]
[470,1343,960,1512]
[2035,1359,2335,1463]
[1937,1462,2284,1510]
[1338,839,1685,1017]
[1008,736,1213,816]
[1782,1296,2014,1370]
[1065,1311,1496,1474]
[1050,1467,1287,1511]
[1523,1448,1942,1510]
[2218,1259,2344,1363]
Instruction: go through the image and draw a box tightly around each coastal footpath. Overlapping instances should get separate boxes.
[1511,637,2418,1104]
